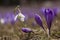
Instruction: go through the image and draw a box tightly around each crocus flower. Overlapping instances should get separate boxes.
[22,28,32,33]
[4,13,15,24]
[42,8,57,18]
[43,8,55,35]
[35,14,45,31]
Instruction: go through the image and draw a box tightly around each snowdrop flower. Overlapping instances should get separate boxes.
[18,13,25,22]
[14,12,25,22]
[14,6,25,22]
[14,14,18,21]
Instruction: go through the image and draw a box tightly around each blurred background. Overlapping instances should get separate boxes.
[0,0,60,6]
[0,0,60,15]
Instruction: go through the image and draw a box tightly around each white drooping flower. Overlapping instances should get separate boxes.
[14,12,25,22]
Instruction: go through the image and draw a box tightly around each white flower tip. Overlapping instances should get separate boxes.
[14,15,18,21]
[18,13,25,18]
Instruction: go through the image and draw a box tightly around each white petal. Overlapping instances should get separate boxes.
[14,15,18,21]
[20,18,25,22]
[18,13,25,18]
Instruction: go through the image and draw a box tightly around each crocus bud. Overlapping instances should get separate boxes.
[22,28,32,33]
[35,14,45,31]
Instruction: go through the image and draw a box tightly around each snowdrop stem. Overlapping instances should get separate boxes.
[17,8,21,13]
[14,5,21,13]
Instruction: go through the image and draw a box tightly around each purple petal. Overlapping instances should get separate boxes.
[42,8,55,18]
[22,28,32,33]
[35,14,45,30]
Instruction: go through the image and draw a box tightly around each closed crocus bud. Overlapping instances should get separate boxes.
[22,28,32,33]
[35,14,45,31]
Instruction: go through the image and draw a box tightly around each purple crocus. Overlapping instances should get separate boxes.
[4,13,15,24]
[53,8,58,17]
[34,14,45,31]
[22,28,32,33]
[42,8,57,18]
[9,13,15,25]
[43,8,55,34]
